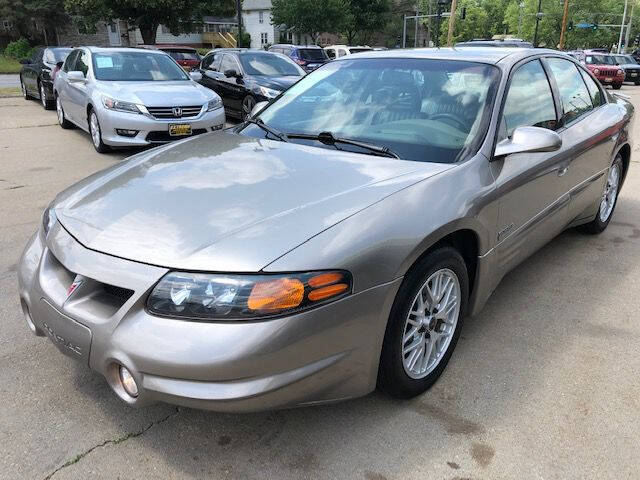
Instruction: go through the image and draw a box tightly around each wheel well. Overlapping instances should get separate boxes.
[411,229,479,299]
[618,143,631,186]
[86,104,93,118]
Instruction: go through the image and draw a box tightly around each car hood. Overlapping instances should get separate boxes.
[251,75,301,91]
[54,132,452,271]
[619,63,640,70]
[96,80,215,106]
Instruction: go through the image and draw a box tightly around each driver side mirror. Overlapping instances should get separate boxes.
[67,71,86,83]
[224,69,241,79]
[250,101,269,118]
[494,126,562,158]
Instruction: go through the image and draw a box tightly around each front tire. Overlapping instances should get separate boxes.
[378,247,468,399]
[581,154,623,234]
[613,83,623,90]
[56,95,73,129]
[21,79,32,100]
[39,82,53,110]
[89,109,110,153]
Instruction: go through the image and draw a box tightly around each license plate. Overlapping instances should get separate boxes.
[39,299,92,364]
[632,73,638,77]
[605,77,612,82]
[169,124,192,136]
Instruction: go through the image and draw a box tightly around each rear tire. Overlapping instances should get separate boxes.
[378,247,468,399]
[634,79,640,86]
[39,81,53,110]
[89,109,110,153]
[56,95,73,129]
[581,154,623,234]
[21,79,33,100]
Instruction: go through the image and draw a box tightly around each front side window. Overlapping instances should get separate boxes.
[63,50,80,72]
[579,68,604,107]
[219,54,240,74]
[92,52,189,81]
[246,58,500,163]
[500,59,557,140]
[239,53,303,76]
[75,50,90,77]
[546,57,593,124]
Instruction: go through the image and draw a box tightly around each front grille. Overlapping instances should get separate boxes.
[146,128,207,143]
[103,284,134,302]
[599,68,619,77]
[146,105,203,119]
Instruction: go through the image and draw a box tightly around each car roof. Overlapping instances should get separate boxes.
[341,47,562,66]
[85,46,167,55]
[272,44,323,50]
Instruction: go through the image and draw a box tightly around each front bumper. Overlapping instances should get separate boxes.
[595,75,624,85]
[18,223,401,412]
[97,106,226,147]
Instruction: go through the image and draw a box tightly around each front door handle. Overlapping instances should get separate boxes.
[558,167,568,177]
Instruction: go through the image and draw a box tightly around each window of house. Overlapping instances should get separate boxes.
[3,20,13,31]
[499,59,558,140]
[259,11,264,23]
[261,32,268,46]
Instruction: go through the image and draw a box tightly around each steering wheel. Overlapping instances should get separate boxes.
[430,113,468,131]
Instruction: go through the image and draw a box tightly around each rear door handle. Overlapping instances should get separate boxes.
[558,167,568,177]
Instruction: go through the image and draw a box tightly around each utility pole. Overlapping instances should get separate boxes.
[402,14,407,48]
[447,0,458,46]
[558,0,570,49]
[236,0,243,48]
[518,2,525,37]
[624,0,636,52]
[618,0,629,53]
[414,10,419,47]
[533,0,543,47]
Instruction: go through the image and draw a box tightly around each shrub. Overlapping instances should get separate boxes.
[5,38,32,60]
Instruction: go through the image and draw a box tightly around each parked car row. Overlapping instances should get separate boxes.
[567,49,640,89]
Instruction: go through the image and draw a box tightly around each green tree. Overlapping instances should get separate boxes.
[271,0,347,44]
[342,0,391,45]
[64,0,235,44]
[0,0,67,43]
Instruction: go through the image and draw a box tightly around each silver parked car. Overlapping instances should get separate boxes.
[53,47,225,152]
[19,48,633,412]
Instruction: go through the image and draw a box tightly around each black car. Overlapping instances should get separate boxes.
[612,54,640,85]
[20,47,72,109]
[268,44,329,72]
[197,50,305,119]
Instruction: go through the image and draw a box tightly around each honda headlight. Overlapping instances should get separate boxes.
[42,204,57,237]
[207,97,222,111]
[258,86,281,99]
[147,270,352,320]
[102,96,142,114]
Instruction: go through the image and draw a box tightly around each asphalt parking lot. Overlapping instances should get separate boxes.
[1,91,639,480]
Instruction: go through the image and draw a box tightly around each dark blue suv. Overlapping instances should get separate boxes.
[268,44,329,72]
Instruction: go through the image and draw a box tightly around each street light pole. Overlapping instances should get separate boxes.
[236,0,243,48]
[533,0,543,47]
[624,0,636,52]
[618,0,629,53]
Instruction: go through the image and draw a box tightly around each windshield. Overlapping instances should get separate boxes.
[246,58,500,163]
[239,53,304,76]
[165,50,200,61]
[298,49,327,61]
[586,55,616,65]
[92,52,189,81]
[616,55,636,65]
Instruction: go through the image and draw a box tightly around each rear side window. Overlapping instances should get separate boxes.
[546,57,593,124]
[500,59,557,140]
[579,68,604,107]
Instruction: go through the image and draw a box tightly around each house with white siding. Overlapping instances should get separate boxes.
[242,0,314,49]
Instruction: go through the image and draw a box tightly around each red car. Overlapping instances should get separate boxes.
[583,53,625,89]
[138,45,201,71]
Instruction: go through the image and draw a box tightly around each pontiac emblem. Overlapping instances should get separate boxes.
[67,275,84,299]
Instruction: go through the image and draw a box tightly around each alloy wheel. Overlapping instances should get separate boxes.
[56,97,64,125]
[599,163,620,222]
[90,112,101,149]
[242,96,256,120]
[21,81,27,98]
[401,268,461,379]
[40,84,47,108]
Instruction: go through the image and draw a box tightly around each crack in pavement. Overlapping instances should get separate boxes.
[0,123,58,131]
[43,407,181,480]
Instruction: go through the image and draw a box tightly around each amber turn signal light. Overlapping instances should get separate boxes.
[248,277,305,311]
[308,283,349,301]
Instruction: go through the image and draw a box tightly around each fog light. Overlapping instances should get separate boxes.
[211,124,223,131]
[119,366,138,397]
[116,129,139,137]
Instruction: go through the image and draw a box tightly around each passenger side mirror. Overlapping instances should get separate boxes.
[189,71,202,82]
[494,126,562,158]
[67,71,86,83]
[250,101,269,118]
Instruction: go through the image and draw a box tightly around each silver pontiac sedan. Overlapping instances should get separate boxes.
[19,48,633,412]
[53,47,225,153]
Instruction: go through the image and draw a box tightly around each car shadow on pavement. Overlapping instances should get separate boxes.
[60,195,640,479]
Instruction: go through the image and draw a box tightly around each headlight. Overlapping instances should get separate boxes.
[593,68,600,75]
[102,96,142,114]
[147,270,352,320]
[258,86,281,99]
[42,205,57,237]
[206,97,222,111]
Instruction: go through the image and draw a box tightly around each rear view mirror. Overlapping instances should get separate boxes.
[494,126,562,158]
[250,101,269,118]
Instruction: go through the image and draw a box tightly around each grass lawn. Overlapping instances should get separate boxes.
[0,86,21,97]
[0,55,22,74]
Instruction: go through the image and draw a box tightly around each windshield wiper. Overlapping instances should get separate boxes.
[286,131,400,159]
[244,118,288,142]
